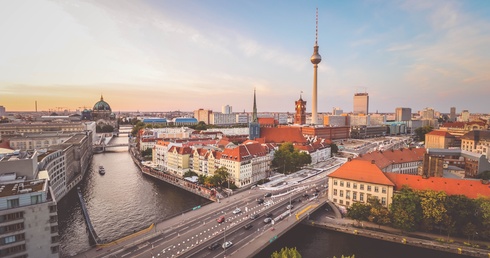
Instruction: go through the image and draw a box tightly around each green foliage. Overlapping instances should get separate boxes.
[131,121,145,136]
[367,198,391,228]
[271,247,302,258]
[96,124,114,133]
[271,142,312,174]
[183,171,198,178]
[190,121,208,130]
[414,125,433,141]
[141,148,152,158]
[418,190,447,231]
[347,202,371,224]
[390,186,422,232]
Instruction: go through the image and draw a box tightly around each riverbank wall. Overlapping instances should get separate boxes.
[305,220,490,258]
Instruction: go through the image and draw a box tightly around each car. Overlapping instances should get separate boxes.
[208,242,220,250]
[222,241,233,249]
[217,216,225,223]
[250,213,259,220]
[243,223,253,230]
[265,212,273,218]
[263,217,272,224]
[286,204,293,210]
[257,198,264,204]
[233,208,241,214]
[264,192,272,197]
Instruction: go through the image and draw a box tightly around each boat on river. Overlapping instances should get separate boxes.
[99,166,105,175]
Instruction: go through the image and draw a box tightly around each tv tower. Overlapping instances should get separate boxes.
[310,8,322,125]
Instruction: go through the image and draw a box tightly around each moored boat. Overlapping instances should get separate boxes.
[99,166,105,175]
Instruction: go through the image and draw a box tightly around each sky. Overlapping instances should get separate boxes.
[1,0,489,114]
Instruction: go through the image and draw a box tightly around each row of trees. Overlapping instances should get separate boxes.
[183,167,237,189]
[347,186,490,242]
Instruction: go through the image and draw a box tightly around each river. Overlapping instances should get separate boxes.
[58,134,471,258]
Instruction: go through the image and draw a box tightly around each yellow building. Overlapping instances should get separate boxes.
[328,160,395,208]
[424,130,457,149]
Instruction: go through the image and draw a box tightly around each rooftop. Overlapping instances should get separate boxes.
[0,178,47,198]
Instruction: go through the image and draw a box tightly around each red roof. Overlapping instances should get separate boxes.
[426,130,455,137]
[384,173,490,199]
[356,148,426,170]
[260,127,307,144]
[221,142,267,162]
[329,160,395,186]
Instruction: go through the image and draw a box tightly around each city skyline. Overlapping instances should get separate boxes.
[1,0,489,113]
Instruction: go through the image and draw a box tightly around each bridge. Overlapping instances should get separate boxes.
[73,183,329,258]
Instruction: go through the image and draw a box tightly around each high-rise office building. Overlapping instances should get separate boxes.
[332,107,343,115]
[0,106,5,116]
[193,109,212,124]
[461,110,470,122]
[395,107,411,121]
[222,105,232,114]
[353,92,369,114]
[450,107,456,122]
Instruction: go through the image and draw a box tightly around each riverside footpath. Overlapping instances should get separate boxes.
[307,201,490,258]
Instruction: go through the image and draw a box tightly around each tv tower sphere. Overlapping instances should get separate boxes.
[311,50,322,64]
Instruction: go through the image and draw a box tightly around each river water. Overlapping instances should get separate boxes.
[58,134,471,258]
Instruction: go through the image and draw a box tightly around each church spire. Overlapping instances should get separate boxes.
[252,88,258,123]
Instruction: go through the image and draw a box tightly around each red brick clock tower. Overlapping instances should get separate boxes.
[294,95,307,125]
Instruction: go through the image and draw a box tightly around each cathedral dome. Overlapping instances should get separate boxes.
[93,95,111,111]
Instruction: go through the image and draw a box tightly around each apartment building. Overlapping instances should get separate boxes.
[461,130,490,158]
[0,176,59,258]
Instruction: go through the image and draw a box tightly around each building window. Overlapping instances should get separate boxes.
[31,195,42,205]
[346,190,350,199]
[333,189,337,196]
[353,183,357,189]
[374,186,379,193]
[339,200,343,204]
[360,193,364,202]
[333,180,337,186]
[333,198,337,203]
[7,199,19,209]
[346,201,350,206]
[382,197,387,206]
[360,184,364,190]
[353,191,357,200]
[339,190,344,197]
[340,181,344,187]
[382,187,387,194]
[4,235,15,244]
[367,185,372,191]
[346,182,350,188]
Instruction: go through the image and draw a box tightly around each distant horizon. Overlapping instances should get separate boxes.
[1,1,489,113]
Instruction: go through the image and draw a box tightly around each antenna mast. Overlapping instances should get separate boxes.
[315,8,318,46]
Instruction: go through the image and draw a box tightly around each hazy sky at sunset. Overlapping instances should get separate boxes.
[1,0,489,113]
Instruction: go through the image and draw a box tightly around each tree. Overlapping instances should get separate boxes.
[367,198,391,228]
[414,126,433,142]
[183,171,198,178]
[346,202,370,225]
[131,121,145,136]
[418,190,447,231]
[390,186,422,232]
[444,195,476,237]
[214,166,231,188]
[190,121,207,131]
[271,247,302,258]
[141,148,152,158]
[475,197,490,240]
[272,142,312,174]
